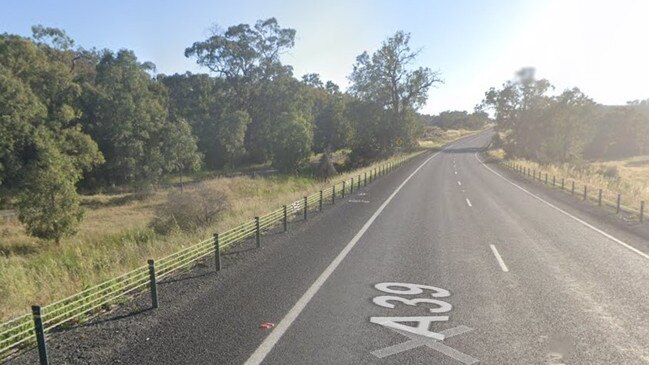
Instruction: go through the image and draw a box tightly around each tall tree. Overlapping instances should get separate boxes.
[83,50,200,187]
[349,31,441,154]
[185,18,297,162]
[481,68,553,158]
[0,33,103,190]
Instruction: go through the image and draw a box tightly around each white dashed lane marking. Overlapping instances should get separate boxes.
[489,244,509,272]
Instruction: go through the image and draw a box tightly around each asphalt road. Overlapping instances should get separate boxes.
[12,131,649,364]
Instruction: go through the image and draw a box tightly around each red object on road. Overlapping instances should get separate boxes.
[259,322,275,329]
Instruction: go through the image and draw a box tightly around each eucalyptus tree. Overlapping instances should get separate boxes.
[83,50,200,187]
[185,18,299,162]
[0,33,103,241]
[348,31,441,157]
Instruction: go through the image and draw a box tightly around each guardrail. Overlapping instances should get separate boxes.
[0,153,418,364]
[501,161,646,223]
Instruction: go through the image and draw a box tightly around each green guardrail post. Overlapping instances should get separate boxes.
[641,201,645,223]
[598,189,602,206]
[319,190,323,211]
[255,217,260,248]
[364,172,367,186]
[31,305,49,365]
[342,181,346,198]
[283,205,288,231]
[213,233,221,271]
[616,194,621,214]
[147,259,158,309]
[303,196,308,220]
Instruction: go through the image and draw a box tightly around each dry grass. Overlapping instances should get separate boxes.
[419,128,479,149]
[0,129,474,322]
[0,150,426,321]
[485,148,506,162]
[508,156,649,212]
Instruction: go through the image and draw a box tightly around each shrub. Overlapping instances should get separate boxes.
[151,183,230,234]
[600,165,620,180]
[317,151,337,181]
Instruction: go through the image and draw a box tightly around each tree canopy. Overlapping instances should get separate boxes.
[0,21,442,242]
[481,68,649,163]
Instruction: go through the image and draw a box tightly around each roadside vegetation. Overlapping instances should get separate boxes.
[481,68,649,211]
[499,155,649,211]
[0,19,491,321]
[0,151,416,320]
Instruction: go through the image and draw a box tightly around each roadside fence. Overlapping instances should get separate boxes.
[0,153,418,364]
[502,161,645,223]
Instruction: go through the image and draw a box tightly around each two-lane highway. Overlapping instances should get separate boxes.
[248,132,649,364]
[14,131,649,365]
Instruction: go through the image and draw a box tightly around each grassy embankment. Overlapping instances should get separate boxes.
[418,128,479,149]
[488,148,649,212]
[0,129,474,322]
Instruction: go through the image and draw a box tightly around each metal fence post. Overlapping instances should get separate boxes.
[332,186,336,205]
[213,233,221,271]
[319,190,323,211]
[148,260,158,309]
[364,172,367,186]
[598,189,602,206]
[616,194,621,214]
[303,196,308,220]
[283,205,288,231]
[342,181,346,198]
[351,177,354,193]
[561,178,565,190]
[641,201,645,223]
[357,175,361,189]
[533,169,536,180]
[583,186,587,201]
[255,217,260,248]
[545,173,548,184]
[571,181,575,195]
[31,305,49,365]
[552,176,556,187]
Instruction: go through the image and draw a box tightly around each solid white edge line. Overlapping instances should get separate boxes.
[465,198,472,207]
[475,152,649,262]
[244,136,484,365]
[489,244,509,272]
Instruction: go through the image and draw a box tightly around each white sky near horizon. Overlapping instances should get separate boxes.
[2,0,649,114]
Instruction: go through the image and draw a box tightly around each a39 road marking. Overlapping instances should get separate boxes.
[372,326,479,364]
[369,282,479,363]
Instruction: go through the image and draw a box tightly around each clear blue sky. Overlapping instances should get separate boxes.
[3,0,648,114]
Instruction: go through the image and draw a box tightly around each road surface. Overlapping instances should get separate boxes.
[13,131,649,364]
